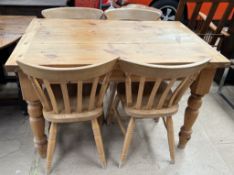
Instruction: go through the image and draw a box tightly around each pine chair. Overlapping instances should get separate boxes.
[104,7,161,126]
[175,0,233,50]
[41,7,104,19]
[104,8,161,21]
[116,58,210,167]
[17,59,117,174]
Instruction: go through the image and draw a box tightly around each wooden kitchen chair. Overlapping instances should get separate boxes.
[116,58,210,167]
[175,0,233,50]
[42,7,104,19]
[104,8,161,21]
[104,7,161,126]
[17,59,117,174]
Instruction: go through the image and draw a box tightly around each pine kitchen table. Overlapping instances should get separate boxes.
[5,18,230,158]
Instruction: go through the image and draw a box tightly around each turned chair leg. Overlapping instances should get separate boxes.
[119,117,135,167]
[166,116,175,164]
[91,118,107,168]
[46,122,58,174]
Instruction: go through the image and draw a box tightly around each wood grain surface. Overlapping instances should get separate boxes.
[5,18,230,72]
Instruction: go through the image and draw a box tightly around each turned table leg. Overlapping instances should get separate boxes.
[18,71,47,158]
[27,101,47,158]
[178,68,216,149]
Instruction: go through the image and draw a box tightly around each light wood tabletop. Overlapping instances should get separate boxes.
[4,18,230,158]
[0,16,34,49]
[5,18,229,71]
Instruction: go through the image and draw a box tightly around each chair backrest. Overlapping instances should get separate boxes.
[175,0,234,47]
[104,8,161,21]
[118,58,210,110]
[123,4,162,14]
[17,59,117,114]
[41,7,104,19]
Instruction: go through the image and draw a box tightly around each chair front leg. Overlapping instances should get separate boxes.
[119,117,135,167]
[46,122,58,174]
[166,116,175,164]
[91,118,107,168]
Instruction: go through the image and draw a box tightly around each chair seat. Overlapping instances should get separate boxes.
[117,82,178,118]
[43,84,103,123]
[43,107,103,123]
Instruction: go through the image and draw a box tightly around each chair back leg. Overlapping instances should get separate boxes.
[91,118,107,168]
[119,117,135,167]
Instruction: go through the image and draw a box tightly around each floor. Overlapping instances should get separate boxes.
[0,83,233,175]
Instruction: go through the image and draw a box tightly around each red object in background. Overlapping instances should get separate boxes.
[75,0,100,8]
[75,0,233,20]
[187,2,233,20]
